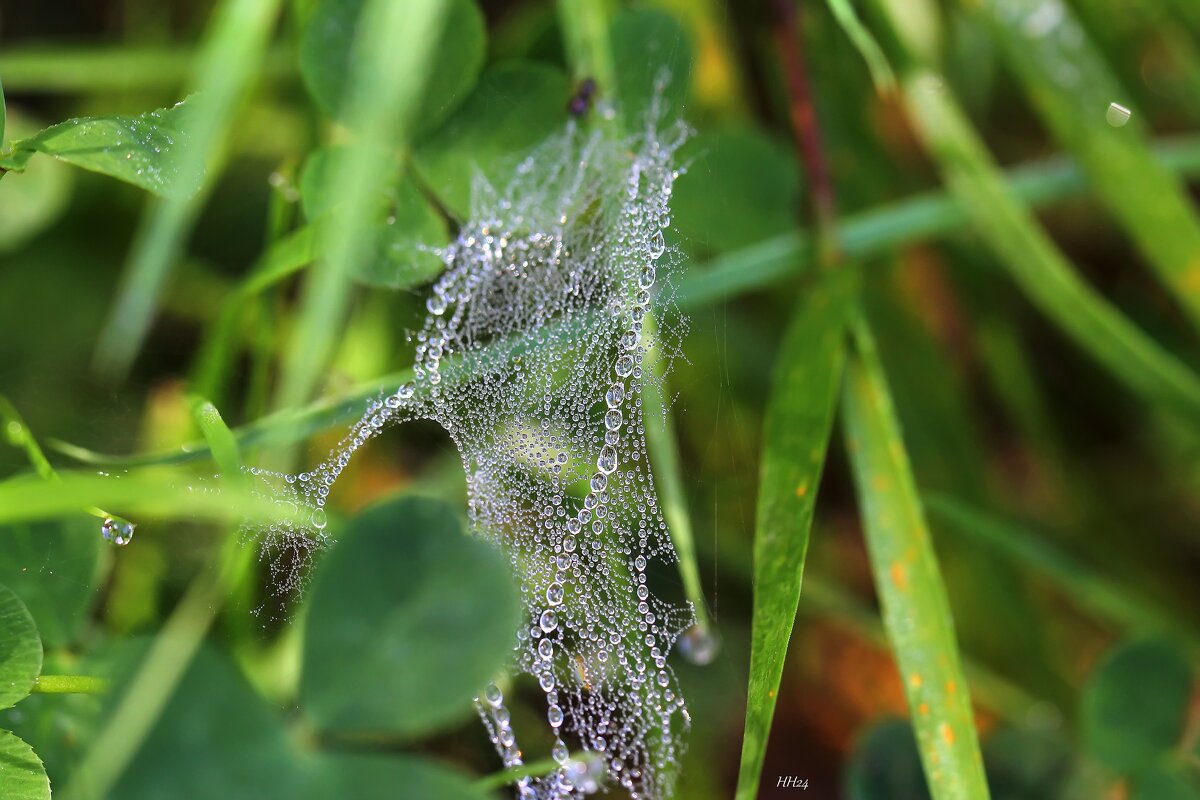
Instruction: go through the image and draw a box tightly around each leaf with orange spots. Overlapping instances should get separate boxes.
[841,315,991,800]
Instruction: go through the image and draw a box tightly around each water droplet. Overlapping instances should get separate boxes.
[677,624,720,665]
[614,355,634,378]
[538,637,555,659]
[547,582,565,606]
[591,472,608,493]
[540,609,558,632]
[605,409,623,430]
[100,517,135,546]
[597,445,618,474]
[1106,102,1131,127]
[605,383,625,408]
[484,683,503,707]
[548,703,564,727]
[426,293,447,315]
[552,740,570,764]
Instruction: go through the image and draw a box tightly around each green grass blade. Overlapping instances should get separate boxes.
[971,0,1200,330]
[676,134,1200,309]
[926,495,1200,650]
[274,0,449,413]
[185,395,242,480]
[640,313,713,639]
[735,268,855,800]
[825,0,895,92]
[93,0,282,378]
[841,314,990,800]
[0,395,55,481]
[0,45,291,93]
[0,471,277,526]
[899,70,1200,420]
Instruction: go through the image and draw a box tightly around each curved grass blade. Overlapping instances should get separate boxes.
[93,0,283,378]
[640,314,713,639]
[185,395,242,481]
[735,268,855,800]
[899,70,1200,421]
[969,0,1200,331]
[825,0,895,93]
[842,314,990,800]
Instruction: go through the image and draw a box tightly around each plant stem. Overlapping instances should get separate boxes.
[31,675,109,695]
[474,757,564,791]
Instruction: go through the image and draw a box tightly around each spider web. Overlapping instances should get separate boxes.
[243,108,694,800]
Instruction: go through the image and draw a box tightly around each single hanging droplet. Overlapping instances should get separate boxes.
[614,355,634,378]
[677,624,720,666]
[546,581,565,606]
[539,609,558,633]
[100,517,135,546]
[1106,101,1132,127]
[605,409,622,430]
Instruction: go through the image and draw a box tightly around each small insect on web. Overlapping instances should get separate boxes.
[241,102,695,799]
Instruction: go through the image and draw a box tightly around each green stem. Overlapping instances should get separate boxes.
[31,675,109,695]
[473,757,564,791]
[555,0,615,89]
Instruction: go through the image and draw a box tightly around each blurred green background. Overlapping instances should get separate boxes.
[1,0,1199,798]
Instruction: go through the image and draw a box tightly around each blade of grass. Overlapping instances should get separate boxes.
[898,69,1200,420]
[185,395,242,482]
[190,223,321,403]
[734,268,855,800]
[0,470,276,526]
[0,45,291,93]
[842,314,990,800]
[967,0,1200,331]
[640,313,714,639]
[273,0,449,413]
[93,0,283,378]
[926,495,1200,650]
[826,0,895,93]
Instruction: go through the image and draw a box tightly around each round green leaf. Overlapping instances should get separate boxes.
[299,0,485,139]
[0,729,50,800]
[672,128,801,255]
[610,9,692,120]
[301,495,522,737]
[0,517,103,648]
[114,646,307,799]
[845,718,932,800]
[300,146,448,290]
[0,583,41,711]
[411,61,570,218]
[311,754,495,800]
[1081,638,1193,774]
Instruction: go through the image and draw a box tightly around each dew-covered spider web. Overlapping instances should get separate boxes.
[242,109,694,800]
